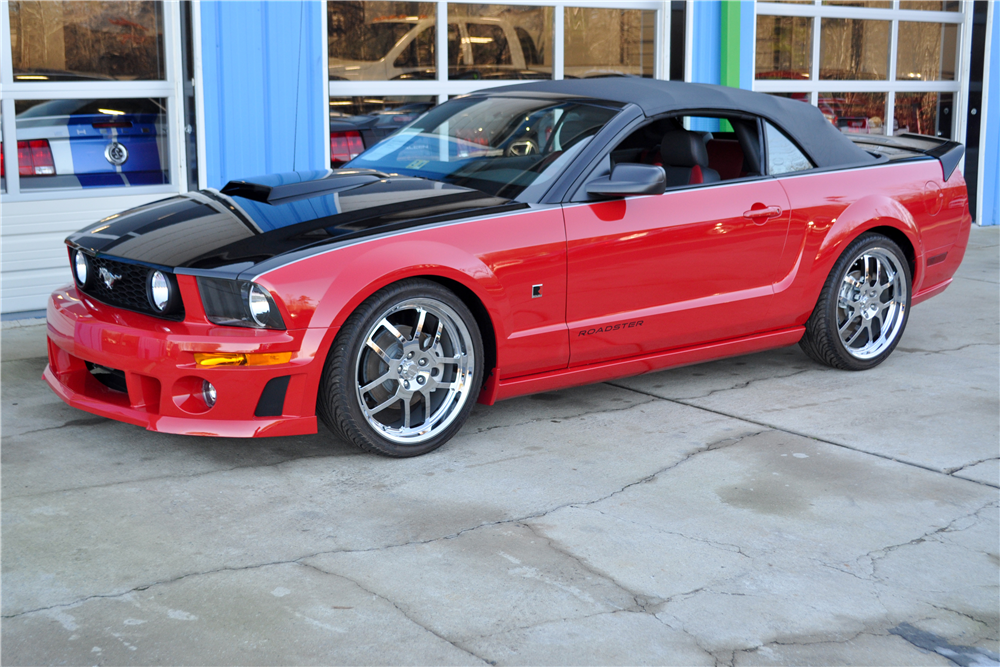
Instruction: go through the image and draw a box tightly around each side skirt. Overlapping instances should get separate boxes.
[912,278,951,306]
[484,327,806,403]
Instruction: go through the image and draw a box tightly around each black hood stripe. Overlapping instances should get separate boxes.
[66,175,516,274]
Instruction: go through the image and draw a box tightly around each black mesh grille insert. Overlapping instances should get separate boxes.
[78,254,184,320]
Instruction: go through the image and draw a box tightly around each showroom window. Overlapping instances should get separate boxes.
[754,0,965,138]
[0,0,185,201]
[326,0,680,168]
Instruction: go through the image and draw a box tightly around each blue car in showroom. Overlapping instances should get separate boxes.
[4,97,168,190]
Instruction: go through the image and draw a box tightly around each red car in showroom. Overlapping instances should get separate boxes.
[45,79,971,457]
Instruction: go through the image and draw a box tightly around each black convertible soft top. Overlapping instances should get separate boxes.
[484,78,877,170]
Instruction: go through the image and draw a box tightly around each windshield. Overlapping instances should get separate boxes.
[346,96,621,201]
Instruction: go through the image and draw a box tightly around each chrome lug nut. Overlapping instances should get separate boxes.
[418,358,427,366]
[417,376,425,385]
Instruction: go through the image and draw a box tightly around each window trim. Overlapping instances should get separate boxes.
[754,0,968,140]
[0,0,185,202]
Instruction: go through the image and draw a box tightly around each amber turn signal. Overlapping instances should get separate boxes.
[194,352,292,367]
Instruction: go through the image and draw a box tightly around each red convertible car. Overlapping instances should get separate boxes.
[45,79,971,456]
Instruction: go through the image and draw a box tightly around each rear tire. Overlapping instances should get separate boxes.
[799,233,911,371]
[318,279,483,457]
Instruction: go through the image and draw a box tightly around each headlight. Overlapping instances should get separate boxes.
[247,284,272,326]
[197,277,286,330]
[149,270,171,311]
[73,250,90,286]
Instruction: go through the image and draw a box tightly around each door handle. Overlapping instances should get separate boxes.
[743,205,782,223]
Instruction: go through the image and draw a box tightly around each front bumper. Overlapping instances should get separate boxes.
[44,284,328,437]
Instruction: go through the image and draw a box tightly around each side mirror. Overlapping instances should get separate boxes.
[586,163,666,198]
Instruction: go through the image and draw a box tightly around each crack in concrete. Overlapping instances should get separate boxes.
[733,628,875,661]
[1,452,339,502]
[653,612,733,666]
[666,369,813,402]
[866,501,998,577]
[810,557,873,583]
[2,431,762,620]
[928,603,993,630]
[947,457,1000,475]
[298,561,492,665]
[516,521,656,613]
[580,505,753,560]
[897,342,996,356]
[605,382,1000,489]
[557,430,766,511]
[3,397,662,502]
[14,416,110,435]
[463,607,648,646]
[470,396,655,435]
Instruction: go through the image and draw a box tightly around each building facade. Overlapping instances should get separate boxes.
[1,0,996,315]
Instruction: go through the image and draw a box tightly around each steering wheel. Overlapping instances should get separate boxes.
[506,138,539,157]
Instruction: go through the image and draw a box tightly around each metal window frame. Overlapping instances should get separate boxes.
[0,0,184,202]
[753,0,967,139]
[326,0,668,152]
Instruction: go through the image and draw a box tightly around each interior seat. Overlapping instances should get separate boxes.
[660,130,721,187]
[706,139,746,180]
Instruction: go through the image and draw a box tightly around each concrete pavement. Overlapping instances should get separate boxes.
[2,227,997,666]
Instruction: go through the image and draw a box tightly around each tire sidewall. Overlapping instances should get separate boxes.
[824,234,912,370]
[329,280,484,457]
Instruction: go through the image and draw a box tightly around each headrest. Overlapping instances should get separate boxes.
[661,130,709,168]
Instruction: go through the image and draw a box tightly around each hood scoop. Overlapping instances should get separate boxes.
[220,169,389,205]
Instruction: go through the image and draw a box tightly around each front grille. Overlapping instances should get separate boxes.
[77,253,184,320]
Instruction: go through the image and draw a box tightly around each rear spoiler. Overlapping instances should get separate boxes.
[848,133,965,181]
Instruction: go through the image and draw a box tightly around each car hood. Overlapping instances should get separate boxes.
[67,171,518,274]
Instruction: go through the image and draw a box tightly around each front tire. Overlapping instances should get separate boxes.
[800,233,911,371]
[319,279,484,457]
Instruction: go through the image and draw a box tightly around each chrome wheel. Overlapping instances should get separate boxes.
[354,298,476,445]
[836,247,908,360]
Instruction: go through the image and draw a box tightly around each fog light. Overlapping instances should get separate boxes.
[202,380,217,407]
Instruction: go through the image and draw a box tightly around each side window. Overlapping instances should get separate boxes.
[599,114,763,192]
[765,122,814,175]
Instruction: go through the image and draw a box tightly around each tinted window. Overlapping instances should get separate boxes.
[765,122,814,174]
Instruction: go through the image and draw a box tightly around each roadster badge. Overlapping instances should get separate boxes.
[104,142,128,166]
[99,267,122,289]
